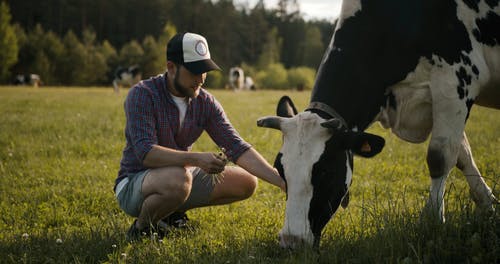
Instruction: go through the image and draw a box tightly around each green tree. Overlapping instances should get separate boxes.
[256,63,288,89]
[60,30,87,85]
[118,40,144,67]
[157,22,177,49]
[37,29,64,84]
[257,27,282,69]
[0,2,18,82]
[287,66,316,90]
[300,25,325,68]
[80,28,108,85]
[13,24,63,85]
[141,35,163,78]
[98,40,118,82]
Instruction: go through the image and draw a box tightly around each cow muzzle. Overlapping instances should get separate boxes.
[278,229,315,249]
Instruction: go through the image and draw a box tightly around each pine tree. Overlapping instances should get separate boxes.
[0,2,18,82]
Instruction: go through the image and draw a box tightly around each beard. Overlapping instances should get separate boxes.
[173,69,199,98]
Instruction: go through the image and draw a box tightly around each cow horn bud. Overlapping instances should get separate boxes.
[257,116,283,130]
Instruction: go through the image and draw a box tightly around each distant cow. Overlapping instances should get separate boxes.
[113,65,141,94]
[13,74,42,88]
[244,76,257,91]
[229,67,245,90]
[258,0,499,248]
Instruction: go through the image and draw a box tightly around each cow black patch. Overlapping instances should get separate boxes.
[463,0,480,12]
[309,137,351,241]
[466,98,475,121]
[274,153,287,196]
[471,65,479,75]
[485,0,499,9]
[473,11,500,46]
[456,67,472,99]
[460,54,472,66]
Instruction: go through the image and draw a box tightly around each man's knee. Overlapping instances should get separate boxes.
[145,167,193,199]
[240,175,258,199]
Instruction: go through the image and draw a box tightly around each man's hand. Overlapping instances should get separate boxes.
[197,152,227,174]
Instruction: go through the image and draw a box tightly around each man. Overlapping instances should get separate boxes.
[114,32,285,241]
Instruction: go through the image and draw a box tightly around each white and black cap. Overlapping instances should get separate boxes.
[166,32,221,74]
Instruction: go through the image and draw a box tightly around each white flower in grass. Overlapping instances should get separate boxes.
[56,238,63,244]
[22,233,29,239]
[121,253,127,258]
[112,244,117,248]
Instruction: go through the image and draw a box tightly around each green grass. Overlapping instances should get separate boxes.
[0,86,499,263]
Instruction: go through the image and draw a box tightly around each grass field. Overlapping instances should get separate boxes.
[0,86,499,263]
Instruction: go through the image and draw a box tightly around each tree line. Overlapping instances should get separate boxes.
[1,0,336,88]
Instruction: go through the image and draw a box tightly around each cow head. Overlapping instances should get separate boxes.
[257,96,385,248]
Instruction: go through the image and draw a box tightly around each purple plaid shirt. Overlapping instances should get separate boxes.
[115,73,251,189]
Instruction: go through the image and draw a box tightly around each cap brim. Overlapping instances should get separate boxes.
[184,59,221,75]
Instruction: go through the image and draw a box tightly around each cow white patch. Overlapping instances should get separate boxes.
[340,0,362,21]
[377,58,433,143]
[278,112,331,246]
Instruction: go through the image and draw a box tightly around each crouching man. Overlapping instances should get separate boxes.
[114,32,285,241]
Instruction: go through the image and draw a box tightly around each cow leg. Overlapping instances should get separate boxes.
[457,132,496,212]
[424,70,470,222]
[113,80,120,94]
[425,135,457,223]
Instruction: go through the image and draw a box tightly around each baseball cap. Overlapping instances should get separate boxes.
[166,32,222,74]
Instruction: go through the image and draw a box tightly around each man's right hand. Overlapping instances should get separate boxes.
[196,152,226,174]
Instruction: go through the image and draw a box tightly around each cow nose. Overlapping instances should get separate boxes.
[279,233,308,249]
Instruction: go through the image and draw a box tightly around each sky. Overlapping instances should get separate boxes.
[233,0,343,21]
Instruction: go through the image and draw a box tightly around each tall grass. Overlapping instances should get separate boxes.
[0,87,498,263]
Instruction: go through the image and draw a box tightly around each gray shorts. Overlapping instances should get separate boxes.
[115,167,216,217]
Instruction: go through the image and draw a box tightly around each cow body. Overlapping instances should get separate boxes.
[112,65,141,94]
[258,0,499,248]
[229,67,245,90]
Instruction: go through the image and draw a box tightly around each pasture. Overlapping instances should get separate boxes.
[0,87,499,263]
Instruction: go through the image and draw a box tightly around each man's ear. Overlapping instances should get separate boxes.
[341,132,385,157]
[166,61,177,74]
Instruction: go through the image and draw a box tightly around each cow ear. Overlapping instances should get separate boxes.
[277,96,298,117]
[344,132,385,158]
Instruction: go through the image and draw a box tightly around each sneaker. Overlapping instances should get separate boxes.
[126,220,150,242]
[160,212,189,229]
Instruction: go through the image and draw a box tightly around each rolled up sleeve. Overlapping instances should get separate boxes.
[205,97,251,162]
[125,86,158,162]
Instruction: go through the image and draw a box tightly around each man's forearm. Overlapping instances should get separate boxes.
[142,145,196,168]
[235,148,285,190]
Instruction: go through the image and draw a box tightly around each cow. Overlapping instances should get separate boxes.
[257,0,500,249]
[13,74,42,88]
[229,67,245,90]
[245,76,257,90]
[112,65,142,94]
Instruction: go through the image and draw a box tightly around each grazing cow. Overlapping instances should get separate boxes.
[13,74,42,88]
[229,67,245,90]
[112,65,141,94]
[244,76,257,90]
[258,0,499,248]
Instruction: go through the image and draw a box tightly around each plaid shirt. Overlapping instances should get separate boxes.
[115,73,251,188]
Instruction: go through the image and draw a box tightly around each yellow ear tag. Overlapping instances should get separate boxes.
[361,141,371,152]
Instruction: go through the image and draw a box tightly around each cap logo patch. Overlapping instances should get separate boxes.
[195,41,208,56]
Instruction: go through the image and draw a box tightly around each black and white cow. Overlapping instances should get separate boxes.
[258,0,499,248]
[112,65,141,94]
[13,74,42,87]
[229,67,245,90]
